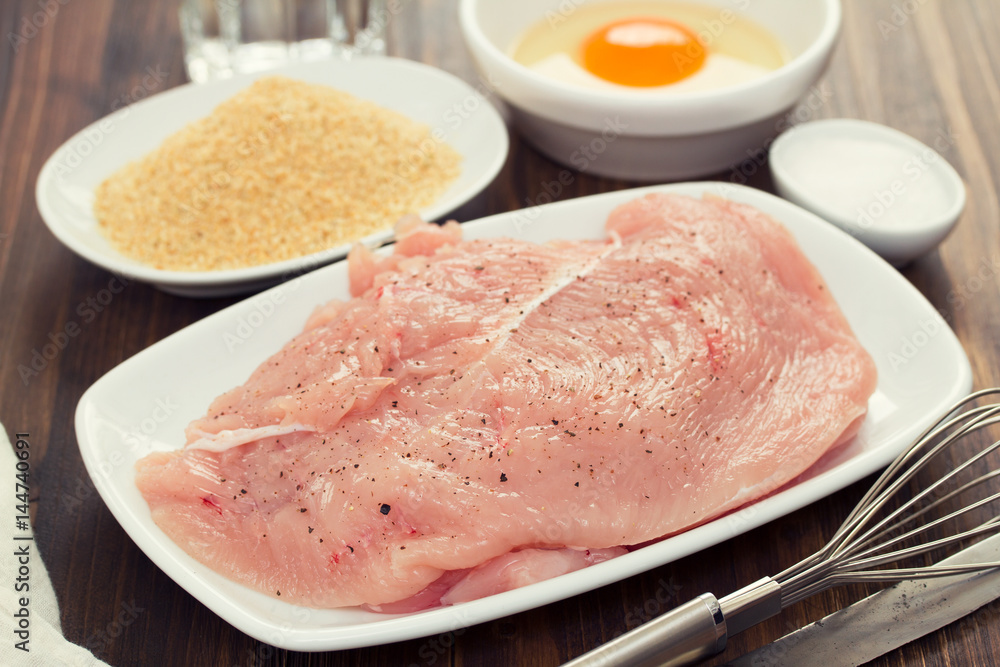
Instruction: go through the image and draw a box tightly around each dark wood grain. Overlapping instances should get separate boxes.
[3,0,999,665]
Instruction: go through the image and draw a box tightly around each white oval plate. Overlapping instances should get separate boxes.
[75,183,971,651]
[36,58,508,297]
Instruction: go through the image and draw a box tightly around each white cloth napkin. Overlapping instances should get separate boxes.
[1,425,110,667]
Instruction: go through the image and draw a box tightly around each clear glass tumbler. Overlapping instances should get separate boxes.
[180,0,388,83]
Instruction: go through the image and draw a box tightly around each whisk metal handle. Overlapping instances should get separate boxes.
[562,593,726,667]
[719,577,783,635]
[561,578,782,667]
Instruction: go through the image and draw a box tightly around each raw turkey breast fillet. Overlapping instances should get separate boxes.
[136,193,878,610]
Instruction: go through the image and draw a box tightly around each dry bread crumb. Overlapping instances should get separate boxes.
[94,76,462,272]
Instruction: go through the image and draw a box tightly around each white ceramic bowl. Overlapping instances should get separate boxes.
[458,0,841,181]
[770,119,966,266]
[36,58,508,298]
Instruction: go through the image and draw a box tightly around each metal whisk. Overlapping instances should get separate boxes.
[563,388,1000,667]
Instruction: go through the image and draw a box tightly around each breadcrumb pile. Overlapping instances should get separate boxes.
[94,76,462,271]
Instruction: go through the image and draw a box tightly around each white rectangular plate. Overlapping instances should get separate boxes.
[75,182,972,651]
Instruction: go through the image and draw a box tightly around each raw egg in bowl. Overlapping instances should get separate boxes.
[511,2,787,94]
[459,0,841,180]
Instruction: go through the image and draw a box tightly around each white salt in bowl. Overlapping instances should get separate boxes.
[770,119,967,265]
[458,0,841,181]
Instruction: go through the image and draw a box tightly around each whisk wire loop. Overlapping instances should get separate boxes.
[829,393,1000,534]
[776,390,1000,608]
[824,403,1000,560]
[844,484,1000,566]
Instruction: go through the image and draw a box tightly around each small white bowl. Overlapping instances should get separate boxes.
[35,58,508,297]
[458,0,841,181]
[770,119,966,265]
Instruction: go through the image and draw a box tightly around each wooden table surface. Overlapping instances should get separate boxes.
[3,0,1000,664]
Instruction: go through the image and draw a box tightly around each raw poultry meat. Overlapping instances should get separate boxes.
[136,193,877,609]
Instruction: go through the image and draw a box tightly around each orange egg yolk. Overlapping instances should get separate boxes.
[581,18,707,87]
